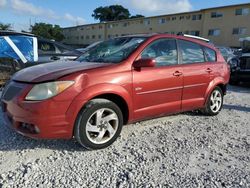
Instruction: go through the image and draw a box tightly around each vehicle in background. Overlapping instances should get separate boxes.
[76,41,102,53]
[38,38,81,63]
[0,31,81,86]
[230,37,250,85]
[1,34,230,149]
[216,46,236,61]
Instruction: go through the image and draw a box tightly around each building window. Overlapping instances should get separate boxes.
[208,29,221,36]
[235,8,250,15]
[232,27,247,35]
[92,26,95,30]
[86,35,90,39]
[99,25,103,29]
[81,36,84,39]
[159,18,166,24]
[190,31,200,36]
[92,35,95,39]
[172,17,176,20]
[192,14,202,20]
[180,16,185,20]
[186,15,191,20]
[144,19,150,25]
[98,35,102,39]
[211,12,223,18]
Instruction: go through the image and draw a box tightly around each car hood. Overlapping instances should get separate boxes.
[12,60,113,83]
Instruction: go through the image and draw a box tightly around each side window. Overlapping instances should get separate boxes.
[204,47,216,62]
[178,40,205,64]
[141,39,178,67]
[38,41,56,54]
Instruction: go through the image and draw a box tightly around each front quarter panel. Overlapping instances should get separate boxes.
[65,83,133,135]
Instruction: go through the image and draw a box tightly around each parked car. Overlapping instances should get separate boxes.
[76,41,102,53]
[1,34,230,150]
[216,46,234,60]
[0,31,81,86]
[230,37,250,85]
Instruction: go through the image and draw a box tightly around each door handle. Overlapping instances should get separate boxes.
[51,56,60,61]
[206,68,213,73]
[173,71,183,77]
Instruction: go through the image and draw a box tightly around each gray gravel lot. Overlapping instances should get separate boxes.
[0,84,250,188]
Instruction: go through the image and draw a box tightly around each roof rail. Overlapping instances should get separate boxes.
[177,32,210,43]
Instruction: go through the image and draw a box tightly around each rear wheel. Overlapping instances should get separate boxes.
[74,99,123,150]
[202,87,223,116]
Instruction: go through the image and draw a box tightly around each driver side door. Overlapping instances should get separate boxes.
[132,38,183,120]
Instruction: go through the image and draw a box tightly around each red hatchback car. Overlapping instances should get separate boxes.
[1,34,230,149]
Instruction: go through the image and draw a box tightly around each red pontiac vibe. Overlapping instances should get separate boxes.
[1,34,230,149]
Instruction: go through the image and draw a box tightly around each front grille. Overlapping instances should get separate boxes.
[1,82,23,101]
[240,57,250,70]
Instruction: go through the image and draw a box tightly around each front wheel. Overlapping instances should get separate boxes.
[202,87,223,116]
[74,99,123,150]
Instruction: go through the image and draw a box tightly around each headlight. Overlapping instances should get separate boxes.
[25,81,74,101]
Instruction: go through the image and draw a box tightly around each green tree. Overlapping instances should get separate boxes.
[92,5,131,22]
[130,14,145,19]
[31,23,64,41]
[0,23,11,30]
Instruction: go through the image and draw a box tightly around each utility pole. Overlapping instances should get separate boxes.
[29,18,32,31]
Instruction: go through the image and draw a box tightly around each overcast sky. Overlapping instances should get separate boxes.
[0,0,249,31]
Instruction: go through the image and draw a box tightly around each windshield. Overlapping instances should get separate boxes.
[77,37,146,63]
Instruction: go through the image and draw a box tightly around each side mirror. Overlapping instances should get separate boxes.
[133,58,156,69]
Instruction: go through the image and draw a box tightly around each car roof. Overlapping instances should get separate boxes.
[0,30,35,37]
[113,33,216,50]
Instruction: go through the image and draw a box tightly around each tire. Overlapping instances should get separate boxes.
[202,87,223,116]
[74,99,123,150]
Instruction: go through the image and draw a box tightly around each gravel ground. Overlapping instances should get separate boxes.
[0,84,249,188]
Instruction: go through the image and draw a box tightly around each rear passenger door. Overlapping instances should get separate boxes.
[178,39,212,111]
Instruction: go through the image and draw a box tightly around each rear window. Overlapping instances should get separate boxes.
[178,40,205,64]
[204,47,216,62]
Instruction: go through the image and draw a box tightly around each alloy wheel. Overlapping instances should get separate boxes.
[85,108,119,145]
[210,90,222,113]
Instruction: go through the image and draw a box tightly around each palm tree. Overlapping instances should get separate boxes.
[0,23,11,30]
